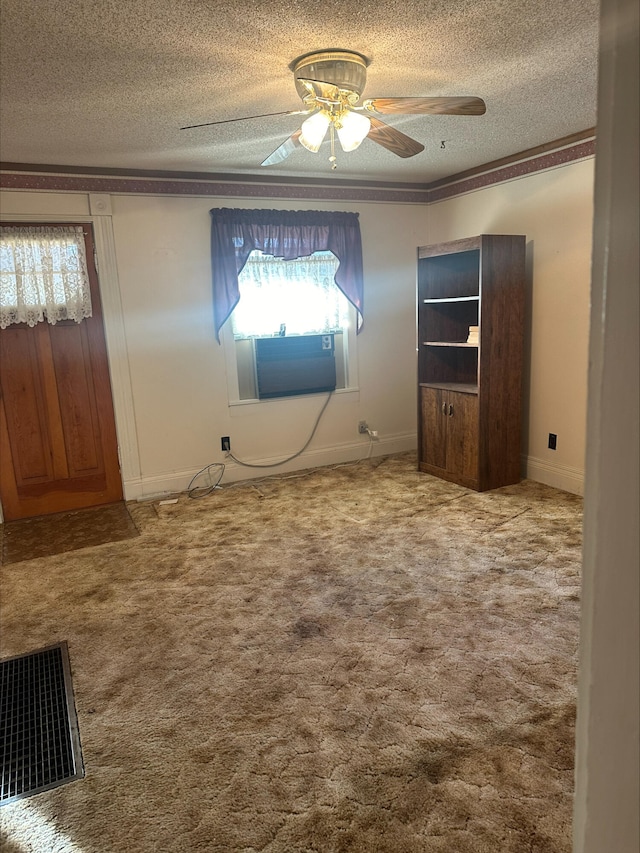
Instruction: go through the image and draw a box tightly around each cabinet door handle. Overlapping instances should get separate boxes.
[448,404,454,416]
[442,402,447,415]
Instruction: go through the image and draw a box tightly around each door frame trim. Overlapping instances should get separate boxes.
[0,207,141,521]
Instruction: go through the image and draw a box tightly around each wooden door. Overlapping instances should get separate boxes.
[421,386,447,471]
[0,226,122,521]
[446,390,478,483]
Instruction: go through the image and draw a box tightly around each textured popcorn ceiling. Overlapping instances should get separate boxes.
[0,0,599,184]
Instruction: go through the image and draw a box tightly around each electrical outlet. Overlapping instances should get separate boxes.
[548,433,557,450]
[358,421,368,434]
[221,436,231,452]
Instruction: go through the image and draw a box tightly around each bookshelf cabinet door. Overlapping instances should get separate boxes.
[445,391,479,482]
[421,387,447,470]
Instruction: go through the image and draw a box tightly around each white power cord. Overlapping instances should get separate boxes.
[226,391,333,469]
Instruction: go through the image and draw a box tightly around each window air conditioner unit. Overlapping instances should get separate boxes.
[255,334,336,399]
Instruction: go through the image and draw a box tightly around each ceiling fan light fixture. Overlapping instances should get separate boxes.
[187,48,486,169]
[299,111,331,152]
[336,110,371,152]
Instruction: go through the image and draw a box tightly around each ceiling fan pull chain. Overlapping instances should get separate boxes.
[329,122,337,170]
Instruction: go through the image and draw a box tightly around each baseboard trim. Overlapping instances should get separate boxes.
[124,432,417,500]
[524,455,584,495]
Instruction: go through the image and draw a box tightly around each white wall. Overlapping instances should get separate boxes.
[424,158,595,494]
[0,189,426,499]
[0,157,595,500]
[574,0,640,847]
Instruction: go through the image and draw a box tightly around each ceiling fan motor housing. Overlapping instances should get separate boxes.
[291,50,369,100]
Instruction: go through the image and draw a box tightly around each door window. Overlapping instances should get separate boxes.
[0,225,92,329]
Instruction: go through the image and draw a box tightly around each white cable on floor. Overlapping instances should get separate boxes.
[187,463,225,499]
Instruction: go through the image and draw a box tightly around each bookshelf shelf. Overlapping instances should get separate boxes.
[423,296,480,304]
[423,341,479,348]
[420,381,479,395]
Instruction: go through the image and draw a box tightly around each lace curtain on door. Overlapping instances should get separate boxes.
[0,225,93,329]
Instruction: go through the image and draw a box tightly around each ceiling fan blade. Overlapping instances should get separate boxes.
[362,96,486,116]
[297,77,342,102]
[367,116,425,158]
[180,110,309,130]
[261,130,303,166]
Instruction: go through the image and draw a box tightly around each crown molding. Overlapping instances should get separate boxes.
[0,161,428,191]
[0,171,430,204]
[426,128,595,191]
[427,128,595,202]
[0,128,596,204]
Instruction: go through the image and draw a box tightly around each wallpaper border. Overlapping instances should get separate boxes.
[0,132,595,204]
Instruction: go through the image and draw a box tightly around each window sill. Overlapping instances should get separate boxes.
[228,386,360,410]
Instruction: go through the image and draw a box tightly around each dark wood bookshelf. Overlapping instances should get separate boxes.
[417,234,526,491]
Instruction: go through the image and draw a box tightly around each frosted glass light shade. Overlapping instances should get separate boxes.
[299,112,331,152]
[337,111,371,152]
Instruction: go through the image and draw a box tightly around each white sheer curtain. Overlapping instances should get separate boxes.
[232,250,350,338]
[0,225,93,329]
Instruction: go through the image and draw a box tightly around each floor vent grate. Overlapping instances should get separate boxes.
[1,642,84,805]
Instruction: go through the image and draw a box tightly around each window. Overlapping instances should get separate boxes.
[0,225,92,329]
[229,251,356,400]
[232,251,347,338]
[210,208,364,403]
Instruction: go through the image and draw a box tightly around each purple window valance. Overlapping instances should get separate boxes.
[210,208,364,341]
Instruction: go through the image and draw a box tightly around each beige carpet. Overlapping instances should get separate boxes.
[0,453,582,853]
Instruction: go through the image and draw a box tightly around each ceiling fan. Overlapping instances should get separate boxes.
[181,49,486,170]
